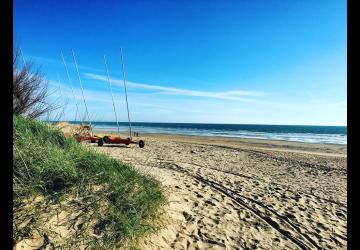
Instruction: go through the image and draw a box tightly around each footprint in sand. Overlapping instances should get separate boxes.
[196,193,204,198]
[212,218,220,225]
[204,199,217,207]
[182,211,194,222]
[335,211,346,219]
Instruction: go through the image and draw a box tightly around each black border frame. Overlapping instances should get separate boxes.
[1,0,357,249]
[0,0,14,248]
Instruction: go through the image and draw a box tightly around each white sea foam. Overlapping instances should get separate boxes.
[93,124,347,145]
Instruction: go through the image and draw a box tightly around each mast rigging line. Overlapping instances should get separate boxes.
[103,55,121,135]
[72,49,93,135]
[120,48,132,139]
[57,73,63,97]
[60,52,81,123]
[57,73,64,108]
[19,46,28,72]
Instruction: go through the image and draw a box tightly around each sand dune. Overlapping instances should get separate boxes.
[91,134,347,249]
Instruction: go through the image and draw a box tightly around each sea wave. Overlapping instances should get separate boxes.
[91,124,347,145]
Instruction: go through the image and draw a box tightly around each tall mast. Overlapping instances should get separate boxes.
[60,52,81,123]
[72,49,93,135]
[19,46,27,71]
[57,73,64,107]
[57,73,67,120]
[57,73,63,96]
[120,48,132,139]
[103,55,121,135]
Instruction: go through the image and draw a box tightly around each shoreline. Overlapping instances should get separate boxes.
[92,130,347,156]
[89,129,347,249]
[52,122,347,248]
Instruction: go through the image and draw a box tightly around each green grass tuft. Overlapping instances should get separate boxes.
[13,115,166,248]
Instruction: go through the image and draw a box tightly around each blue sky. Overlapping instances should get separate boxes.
[14,0,346,125]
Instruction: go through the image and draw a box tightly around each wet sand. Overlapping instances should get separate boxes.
[90,133,347,249]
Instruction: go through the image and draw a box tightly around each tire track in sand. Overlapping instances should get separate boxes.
[156,161,321,250]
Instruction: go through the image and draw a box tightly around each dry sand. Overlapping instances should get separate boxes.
[14,130,346,249]
[90,133,347,250]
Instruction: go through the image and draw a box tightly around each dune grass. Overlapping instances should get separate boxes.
[13,115,165,248]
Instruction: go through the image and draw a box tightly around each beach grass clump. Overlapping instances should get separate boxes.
[13,115,166,248]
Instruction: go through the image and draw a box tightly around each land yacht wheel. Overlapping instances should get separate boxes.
[103,136,110,143]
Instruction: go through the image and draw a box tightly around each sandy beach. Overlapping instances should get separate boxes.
[89,133,347,249]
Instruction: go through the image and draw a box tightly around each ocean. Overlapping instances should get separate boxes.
[67,121,347,145]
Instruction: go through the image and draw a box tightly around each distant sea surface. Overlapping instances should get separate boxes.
[68,121,347,145]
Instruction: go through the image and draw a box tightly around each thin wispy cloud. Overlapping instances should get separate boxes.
[50,78,345,113]
[49,80,168,109]
[28,55,104,73]
[84,73,266,101]
[48,77,346,125]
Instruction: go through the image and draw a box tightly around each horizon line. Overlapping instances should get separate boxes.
[49,120,347,127]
